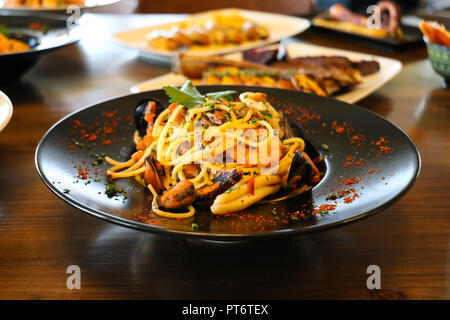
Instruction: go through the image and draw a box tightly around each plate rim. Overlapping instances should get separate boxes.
[35,86,421,240]
[0,90,13,132]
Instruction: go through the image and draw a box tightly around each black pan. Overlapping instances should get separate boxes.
[35,86,420,240]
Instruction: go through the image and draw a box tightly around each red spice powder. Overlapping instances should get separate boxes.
[373,137,392,155]
[343,177,361,185]
[343,156,364,168]
[78,168,88,179]
[344,193,359,203]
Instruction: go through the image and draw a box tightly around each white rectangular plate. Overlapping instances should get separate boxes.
[130,42,402,104]
[113,8,310,64]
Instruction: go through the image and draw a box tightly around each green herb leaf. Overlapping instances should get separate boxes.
[180,80,203,99]
[163,83,205,108]
[206,90,236,101]
[163,81,236,108]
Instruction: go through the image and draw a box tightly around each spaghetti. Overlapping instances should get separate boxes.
[106,82,320,218]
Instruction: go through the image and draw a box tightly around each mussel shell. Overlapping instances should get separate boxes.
[279,112,306,140]
[287,150,312,190]
[134,98,165,137]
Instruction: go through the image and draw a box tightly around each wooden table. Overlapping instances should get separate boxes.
[0,13,449,300]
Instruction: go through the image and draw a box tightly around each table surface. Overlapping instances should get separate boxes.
[0,13,449,300]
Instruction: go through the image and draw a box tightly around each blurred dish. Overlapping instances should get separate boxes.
[0,0,120,12]
[0,90,12,132]
[419,20,450,47]
[146,9,270,51]
[113,8,310,64]
[176,50,379,97]
[131,42,402,104]
[420,21,450,83]
[0,25,30,53]
[312,1,422,48]
[0,13,81,81]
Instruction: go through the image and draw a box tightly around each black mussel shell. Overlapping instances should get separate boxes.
[287,150,312,190]
[280,114,306,141]
[134,98,164,137]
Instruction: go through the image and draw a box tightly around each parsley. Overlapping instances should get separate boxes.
[206,90,236,101]
[163,81,236,108]
[261,110,273,119]
[105,184,125,198]
[63,189,71,194]
[326,193,337,200]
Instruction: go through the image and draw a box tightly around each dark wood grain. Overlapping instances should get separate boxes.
[0,13,449,300]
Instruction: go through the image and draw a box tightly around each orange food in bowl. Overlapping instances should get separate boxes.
[419,20,450,47]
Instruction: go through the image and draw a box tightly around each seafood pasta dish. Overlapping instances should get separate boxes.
[106,82,321,218]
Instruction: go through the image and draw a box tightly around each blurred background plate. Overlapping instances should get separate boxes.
[0,0,120,14]
[311,20,424,50]
[0,12,81,82]
[0,89,12,132]
[112,8,311,64]
[131,42,402,104]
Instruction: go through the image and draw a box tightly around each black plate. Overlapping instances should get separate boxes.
[0,13,80,82]
[35,86,420,240]
[312,18,423,50]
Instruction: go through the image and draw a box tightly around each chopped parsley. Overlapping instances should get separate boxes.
[326,193,337,200]
[261,110,273,119]
[105,184,125,198]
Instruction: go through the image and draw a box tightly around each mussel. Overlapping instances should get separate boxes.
[285,150,313,191]
[134,98,165,137]
[157,180,196,210]
[279,111,306,140]
[196,168,243,200]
